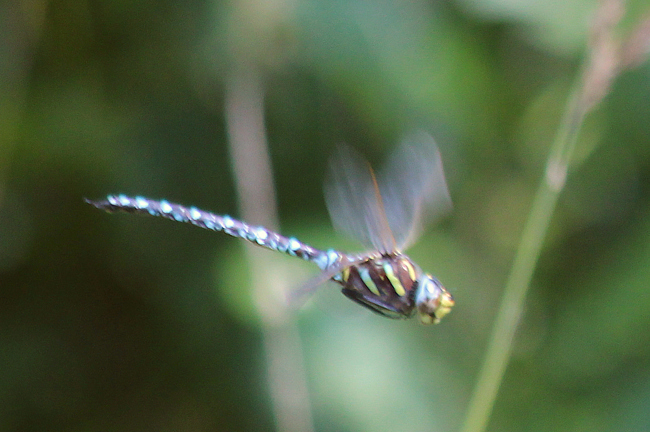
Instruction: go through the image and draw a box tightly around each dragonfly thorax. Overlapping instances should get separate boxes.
[335,254,422,320]
[335,254,454,324]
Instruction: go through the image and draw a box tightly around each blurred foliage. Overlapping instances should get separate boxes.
[1,0,650,431]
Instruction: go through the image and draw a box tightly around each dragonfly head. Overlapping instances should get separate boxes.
[414,274,454,324]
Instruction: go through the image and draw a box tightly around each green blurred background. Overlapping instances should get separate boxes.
[2,0,650,431]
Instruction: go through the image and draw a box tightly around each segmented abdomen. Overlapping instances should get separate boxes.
[86,195,341,267]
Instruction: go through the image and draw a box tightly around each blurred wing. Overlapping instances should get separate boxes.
[286,255,367,308]
[378,131,452,250]
[324,145,396,253]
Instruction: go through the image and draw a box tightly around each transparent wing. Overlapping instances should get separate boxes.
[286,254,368,308]
[378,131,452,250]
[324,145,396,253]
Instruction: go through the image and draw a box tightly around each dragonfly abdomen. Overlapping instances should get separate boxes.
[87,195,332,264]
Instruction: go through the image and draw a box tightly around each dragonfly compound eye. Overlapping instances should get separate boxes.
[414,275,454,324]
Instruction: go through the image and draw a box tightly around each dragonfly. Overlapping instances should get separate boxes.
[87,131,454,324]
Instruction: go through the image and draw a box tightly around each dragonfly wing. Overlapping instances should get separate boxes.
[378,131,452,250]
[324,144,396,253]
[286,255,367,309]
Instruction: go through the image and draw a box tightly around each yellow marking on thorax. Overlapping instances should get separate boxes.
[359,267,380,296]
[341,267,350,282]
[403,259,416,282]
[383,263,406,297]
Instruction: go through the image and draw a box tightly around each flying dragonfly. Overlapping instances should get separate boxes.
[87,132,454,324]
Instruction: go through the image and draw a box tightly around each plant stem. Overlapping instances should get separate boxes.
[460,88,586,432]
[225,66,315,432]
